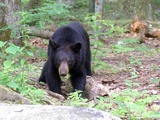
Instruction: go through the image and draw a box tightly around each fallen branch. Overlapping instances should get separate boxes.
[27,26,53,39]
[46,90,65,101]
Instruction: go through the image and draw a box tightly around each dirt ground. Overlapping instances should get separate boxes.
[94,35,160,95]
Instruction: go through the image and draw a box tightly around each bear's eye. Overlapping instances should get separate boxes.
[58,58,62,64]
[71,42,82,53]
[68,60,71,65]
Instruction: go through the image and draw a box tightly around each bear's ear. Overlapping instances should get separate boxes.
[49,38,58,50]
[71,42,82,52]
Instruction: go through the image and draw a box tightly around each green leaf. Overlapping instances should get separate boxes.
[0,41,6,48]
[151,78,160,83]
[125,80,132,87]
[5,43,22,54]
[0,3,6,7]
[0,73,3,78]
[21,0,30,4]
[7,81,19,90]
[3,59,12,68]
[136,45,149,52]
[27,51,34,57]
[20,58,26,66]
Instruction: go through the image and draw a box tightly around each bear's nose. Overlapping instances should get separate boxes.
[59,70,67,76]
[59,61,69,77]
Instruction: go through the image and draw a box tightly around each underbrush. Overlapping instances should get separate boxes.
[65,84,160,120]
[0,41,46,104]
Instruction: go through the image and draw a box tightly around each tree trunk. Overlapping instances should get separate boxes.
[94,0,103,40]
[0,1,10,41]
[0,0,21,42]
[89,0,95,13]
[0,0,44,44]
[95,0,103,17]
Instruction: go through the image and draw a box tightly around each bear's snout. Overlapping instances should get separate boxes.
[58,61,69,76]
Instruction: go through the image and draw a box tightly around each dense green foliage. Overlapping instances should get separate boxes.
[21,1,71,28]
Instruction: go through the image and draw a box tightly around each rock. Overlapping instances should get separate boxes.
[0,105,121,120]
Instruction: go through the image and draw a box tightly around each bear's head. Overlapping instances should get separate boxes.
[49,38,82,76]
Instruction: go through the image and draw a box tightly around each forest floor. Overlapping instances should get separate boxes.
[27,32,160,105]
[25,33,160,119]
[92,34,160,97]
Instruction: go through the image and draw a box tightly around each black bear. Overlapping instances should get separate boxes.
[39,21,91,94]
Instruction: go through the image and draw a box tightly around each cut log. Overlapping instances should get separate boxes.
[146,29,160,39]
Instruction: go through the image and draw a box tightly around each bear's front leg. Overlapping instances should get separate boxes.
[46,68,61,94]
[70,69,86,93]
[38,61,49,83]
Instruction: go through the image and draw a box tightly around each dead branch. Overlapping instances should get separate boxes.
[46,90,65,101]
[27,26,53,39]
